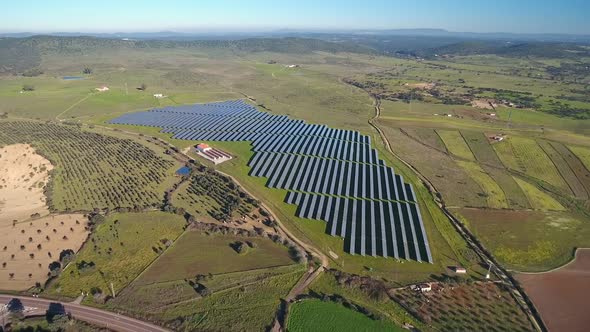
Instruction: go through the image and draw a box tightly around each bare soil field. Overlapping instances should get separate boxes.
[0,144,88,290]
[517,249,590,332]
[0,144,53,223]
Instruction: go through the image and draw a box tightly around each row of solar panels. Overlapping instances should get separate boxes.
[152,100,264,117]
[248,152,419,202]
[108,99,433,263]
[252,136,376,163]
[110,101,369,144]
[285,192,432,262]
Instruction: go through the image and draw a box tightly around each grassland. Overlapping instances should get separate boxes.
[138,231,296,284]
[287,299,404,332]
[513,177,565,211]
[110,250,305,331]
[569,145,590,171]
[436,130,476,161]
[454,208,590,271]
[47,212,186,298]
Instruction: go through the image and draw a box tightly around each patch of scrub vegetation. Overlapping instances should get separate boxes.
[455,160,508,208]
[46,212,186,299]
[513,177,565,211]
[436,130,476,161]
[287,299,404,332]
[493,137,570,193]
[0,121,177,211]
[137,230,298,284]
[11,316,107,332]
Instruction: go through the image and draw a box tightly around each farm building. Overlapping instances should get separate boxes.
[197,143,211,152]
[490,134,505,142]
[153,93,164,98]
[453,267,467,274]
[95,86,109,92]
[418,283,432,292]
[195,143,232,165]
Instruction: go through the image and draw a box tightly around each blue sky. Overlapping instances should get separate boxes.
[2,0,589,34]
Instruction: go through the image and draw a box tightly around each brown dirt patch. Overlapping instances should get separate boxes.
[471,99,497,110]
[0,144,53,223]
[0,144,89,290]
[517,249,590,332]
[409,82,435,90]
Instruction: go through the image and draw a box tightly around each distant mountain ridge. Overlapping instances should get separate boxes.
[2,29,589,43]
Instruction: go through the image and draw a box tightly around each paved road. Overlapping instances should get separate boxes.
[0,295,169,332]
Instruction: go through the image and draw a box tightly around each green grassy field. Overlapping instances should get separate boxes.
[436,130,476,161]
[513,177,565,211]
[137,231,297,284]
[287,299,404,332]
[454,208,590,271]
[111,264,305,331]
[47,212,186,298]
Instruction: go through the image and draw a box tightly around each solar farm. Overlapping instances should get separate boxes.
[109,100,433,263]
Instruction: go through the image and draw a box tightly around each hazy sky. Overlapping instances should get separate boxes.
[1,0,589,34]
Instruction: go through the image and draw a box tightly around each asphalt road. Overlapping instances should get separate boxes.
[0,295,169,332]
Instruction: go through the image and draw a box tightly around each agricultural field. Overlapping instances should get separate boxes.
[0,121,178,211]
[138,230,297,284]
[0,143,89,290]
[391,282,535,332]
[493,137,570,193]
[516,249,590,332]
[46,212,186,298]
[436,130,476,161]
[109,228,305,332]
[172,166,259,222]
[287,299,404,332]
[453,208,590,271]
[455,160,508,209]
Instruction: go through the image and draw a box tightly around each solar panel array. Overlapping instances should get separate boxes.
[110,100,433,263]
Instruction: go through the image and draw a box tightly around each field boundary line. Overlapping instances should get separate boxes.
[56,92,95,121]
[135,263,302,287]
